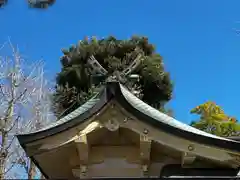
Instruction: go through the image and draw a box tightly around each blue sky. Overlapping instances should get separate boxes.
[1,0,240,124]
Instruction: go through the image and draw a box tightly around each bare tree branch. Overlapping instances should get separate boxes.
[0,40,56,179]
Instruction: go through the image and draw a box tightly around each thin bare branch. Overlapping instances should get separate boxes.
[0,40,56,179]
[0,42,7,52]
[6,116,19,134]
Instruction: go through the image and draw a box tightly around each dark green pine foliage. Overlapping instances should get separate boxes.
[0,0,7,8]
[28,0,55,9]
[52,36,173,118]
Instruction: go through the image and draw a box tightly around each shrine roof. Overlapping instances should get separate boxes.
[17,81,240,152]
[228,136,240,141]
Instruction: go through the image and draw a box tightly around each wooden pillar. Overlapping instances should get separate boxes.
[139,131,152,177]
[74,134,89,178]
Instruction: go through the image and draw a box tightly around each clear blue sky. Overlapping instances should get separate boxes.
[1,0,240,124]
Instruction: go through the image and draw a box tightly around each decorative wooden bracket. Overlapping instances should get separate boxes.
[103,118,120,132]
[181,152,196,167]
[140,133,152,177]
[74,134,89,178]
[100,102,121,132]
[227,154,240,168]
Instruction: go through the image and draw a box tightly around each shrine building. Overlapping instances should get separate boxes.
[16,81,240,179]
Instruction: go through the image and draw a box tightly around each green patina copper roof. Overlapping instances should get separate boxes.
[119,84,237,143]
[22,82,238,143]
[34,93,101,133]
[17,81,240,153]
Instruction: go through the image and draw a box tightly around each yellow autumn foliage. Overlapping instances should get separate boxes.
[190,101,240,137]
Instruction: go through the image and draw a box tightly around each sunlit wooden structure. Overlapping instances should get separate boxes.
[17,82,240,178]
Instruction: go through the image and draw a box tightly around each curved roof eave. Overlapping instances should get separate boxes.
[113,83,240,152]
[16,86,111,145]
[17,81,240,152]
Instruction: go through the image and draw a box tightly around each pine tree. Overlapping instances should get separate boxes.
[52,36,173,118]
[28,0,55,9]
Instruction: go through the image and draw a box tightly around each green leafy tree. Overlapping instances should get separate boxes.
[190,101,240,137]
[52,36,173,118]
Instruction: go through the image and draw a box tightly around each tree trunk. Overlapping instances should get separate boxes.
[0,133,6,180]
[0,101,14,180]
[28,161,36,179]
[0,139,6,180]
[0,158,5,180]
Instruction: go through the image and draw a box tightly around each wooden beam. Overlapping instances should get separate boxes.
[227,154,240,168]
[139,133,152,177]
